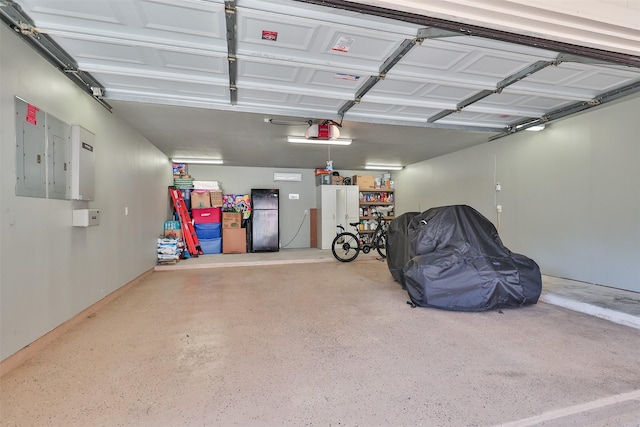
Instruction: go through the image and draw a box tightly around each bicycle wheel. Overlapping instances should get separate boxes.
[375,232,387,259]
[331,232,360,262]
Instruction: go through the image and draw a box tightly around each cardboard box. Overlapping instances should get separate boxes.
[210,190,223,207]
[222,212,242,229]
[352,175,375,190]
[191,190,211,209]
[164,229,183,239]
[223,228,247,254]
[331,176,343,185]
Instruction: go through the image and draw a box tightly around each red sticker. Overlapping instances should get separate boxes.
[26,104,39,125]
[262,30,278,41]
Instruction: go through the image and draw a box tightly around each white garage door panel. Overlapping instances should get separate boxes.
[349,103,442,121]
[237,9,408,72]
[7,0,640,141]
[20,0,226,48]
[440,111,528,128]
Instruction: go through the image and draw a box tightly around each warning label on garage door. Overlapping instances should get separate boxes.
[332,36,355,53]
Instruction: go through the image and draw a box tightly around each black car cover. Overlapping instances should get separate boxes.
[396,205,541,311]
[386,212,419,290]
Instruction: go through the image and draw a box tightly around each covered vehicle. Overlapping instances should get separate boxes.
[386,212,419,290]
[392,205,541,311]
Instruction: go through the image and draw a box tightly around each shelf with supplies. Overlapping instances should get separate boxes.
[360,202,394,206]
[358,188,395,231]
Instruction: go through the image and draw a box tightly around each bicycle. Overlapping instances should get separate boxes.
[331,212,388,262]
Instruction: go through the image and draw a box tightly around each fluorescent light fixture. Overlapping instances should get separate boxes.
[287,136,352,146]
[365,164,403,171]
[171,158,223,165]
[525,124,546,131]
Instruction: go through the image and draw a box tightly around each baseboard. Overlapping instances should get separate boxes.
[0,268,154,378]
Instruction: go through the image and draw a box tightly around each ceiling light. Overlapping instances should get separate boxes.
[287,136,352,146]
[171,158,224,165]
[525,124,546,131]
[365,164,403,171]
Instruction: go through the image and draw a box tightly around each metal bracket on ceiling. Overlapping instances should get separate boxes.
[16,20,36,36]
[225,0,237,105]
[337,28,427,120]
[0,0,111,111]
[416,27,463,40]
[556,53,619,67]
[495,60,554,89]
[427,60,554,124]
[489,79,640,141]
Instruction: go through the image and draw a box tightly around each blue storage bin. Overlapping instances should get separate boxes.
[195,222,221,239]
[200,237,222,254]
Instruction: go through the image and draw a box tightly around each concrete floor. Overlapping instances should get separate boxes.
[158,249,640,330]
[1,250,639,426]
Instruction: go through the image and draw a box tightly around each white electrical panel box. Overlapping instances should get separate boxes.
[15,97,46,198]
[47,114,71,200]
[71,125,95,201]
[72,209,100,227]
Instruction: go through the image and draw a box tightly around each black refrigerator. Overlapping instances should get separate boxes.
[250,189,279,252]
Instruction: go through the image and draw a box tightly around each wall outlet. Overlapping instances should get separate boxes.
[496,205,502,213]
[304,209,308,214]
[496,182,501,191]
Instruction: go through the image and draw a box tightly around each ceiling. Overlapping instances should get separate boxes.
[3,0,640,170]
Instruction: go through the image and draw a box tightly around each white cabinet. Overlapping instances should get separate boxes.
[316,185,359,249]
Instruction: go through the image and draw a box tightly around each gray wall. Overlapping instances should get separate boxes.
[1,25,172,360]
[187,165,366,248]
[394,95,640,292]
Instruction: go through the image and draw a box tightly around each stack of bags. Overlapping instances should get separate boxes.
[173,176,194,189]
[157,237,184,263]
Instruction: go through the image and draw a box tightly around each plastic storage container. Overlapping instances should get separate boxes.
[195,222,221,239]
[192,207,222,223]
[199,237,222,254]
